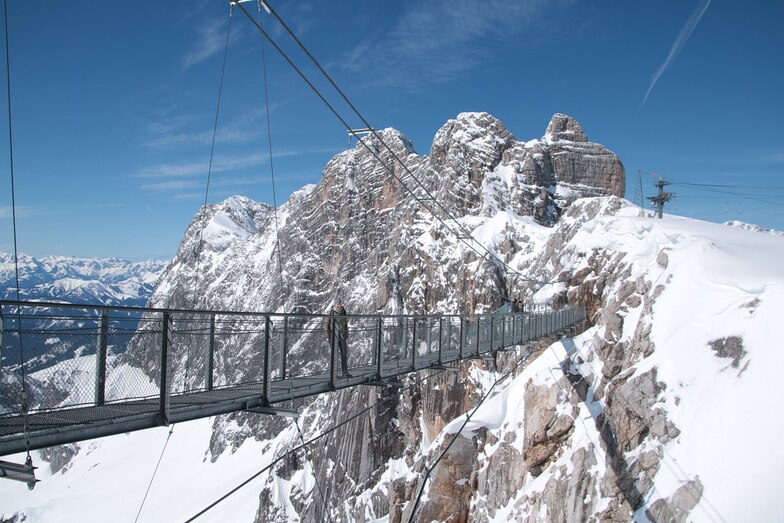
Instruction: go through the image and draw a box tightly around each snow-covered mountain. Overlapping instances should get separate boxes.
[0,253,166,372]
[724,219,784,236]
[0,252,166,307]
[3,112,781,522]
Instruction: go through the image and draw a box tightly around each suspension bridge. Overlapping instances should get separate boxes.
[0,300,585,457]
[0,1,590,503]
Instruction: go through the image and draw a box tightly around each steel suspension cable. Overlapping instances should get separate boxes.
[407,350,524,521]
[187,336,535,521]
[253,1,542,285]
[185,368,448,521]
[133,425,175,523]
[3,0,32,462]
[233,2,546,288]
[133,7,235,519]
[193,4,235,303]
[182,4,234,390]
[256,1,287,307]
[294,418,333,523]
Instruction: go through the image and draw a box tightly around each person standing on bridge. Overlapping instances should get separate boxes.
[327,301,351,378]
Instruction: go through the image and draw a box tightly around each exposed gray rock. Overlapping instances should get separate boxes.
[111,112,628,521]
[543,114,625,198]
[709,336,746,369]
[646,477,704,523]
[523,377,577,475]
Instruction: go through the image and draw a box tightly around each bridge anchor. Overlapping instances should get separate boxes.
[0,456,38,490]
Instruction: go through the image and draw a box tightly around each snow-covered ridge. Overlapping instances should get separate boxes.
[0,251,167,306]
[724,219,784,236]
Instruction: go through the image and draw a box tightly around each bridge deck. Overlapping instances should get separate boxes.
[0,302,586,456]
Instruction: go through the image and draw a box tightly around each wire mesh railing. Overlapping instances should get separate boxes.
[0,300,586,448]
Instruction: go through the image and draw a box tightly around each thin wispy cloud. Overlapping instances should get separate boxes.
[142,109,265,150]
[641,0,712,108]
[143,100,295,150]
[136,145,338,200]
[136,153,268,179]
[341,0,575,89]
[136,146,335,180]
[183,17,233,71]
[142,175,269,192]
[0,205,37,219]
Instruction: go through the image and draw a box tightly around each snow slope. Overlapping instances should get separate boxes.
[438,208,784,521]
[3,204,782,522]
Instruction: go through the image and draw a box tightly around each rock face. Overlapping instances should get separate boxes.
[117,112,629,521]
[544,113,626,198]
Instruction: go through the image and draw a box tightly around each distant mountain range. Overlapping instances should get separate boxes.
[0,252,167,371]
[0,252,167,307]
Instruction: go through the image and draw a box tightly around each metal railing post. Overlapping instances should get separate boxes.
[411,319,417,370]
[459,317,464,359]
[159,312,172,426]
[403,319,409,360]
[426,318,433,356]
[475,317,481,357]
[281,316,288,380]
[95,312,108,406]
[489,316,494,353]
[375,317,383,380]
[445,319,452,357]
[329,317,337,389]
[501,316,506,349]
[206,314,215,391]
[437,317,443,365]
[262,316,271,406]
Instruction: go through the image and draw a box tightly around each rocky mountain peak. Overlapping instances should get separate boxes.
[369,127,417,156]
[544,112,588,143]
[429,111,516,177]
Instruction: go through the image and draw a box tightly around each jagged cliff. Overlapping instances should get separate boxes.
[126,111,631,521]
[8,111,781,522]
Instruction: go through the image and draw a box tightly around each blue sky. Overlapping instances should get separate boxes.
[1,0,782,260]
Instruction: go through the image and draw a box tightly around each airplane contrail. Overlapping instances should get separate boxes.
[641,0,712,108]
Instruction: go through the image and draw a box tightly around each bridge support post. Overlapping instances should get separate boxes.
[426,319,433,357]
[262,315,271,407]
[517,315,522,344]
[489,316,494,354]
[281,316,288,380]
[437,317,443,366]
[95,312,108,406]
[459,317,464,360]
[206,314,215,391]
[411,320,417,370]
[159,312,172,426]
[329,317,337,390]
[475,318,480,357]
[375,317,383,380]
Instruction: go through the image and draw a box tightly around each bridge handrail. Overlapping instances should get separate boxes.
[0,299,586,455]
[0,299,543,321]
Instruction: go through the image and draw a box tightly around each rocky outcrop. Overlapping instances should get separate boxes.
[522,377,577,475]
[115,112,628,521]
[544,113,626,198]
